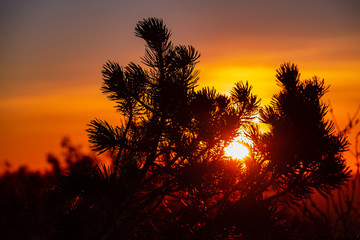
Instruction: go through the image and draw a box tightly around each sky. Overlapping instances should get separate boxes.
[1,0,360,171]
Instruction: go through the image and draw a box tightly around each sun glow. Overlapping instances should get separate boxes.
[224,140,250,160]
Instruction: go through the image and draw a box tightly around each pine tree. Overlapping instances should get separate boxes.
[257,63,350,201]
[84,17,260,239]
[51,18,350,239]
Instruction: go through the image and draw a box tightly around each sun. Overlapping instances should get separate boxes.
[224,140,250,160]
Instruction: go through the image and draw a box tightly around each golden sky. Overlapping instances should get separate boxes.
[1,0,359,170]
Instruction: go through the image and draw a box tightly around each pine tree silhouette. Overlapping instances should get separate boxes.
[258,63,350,201]
[45,18,350,239]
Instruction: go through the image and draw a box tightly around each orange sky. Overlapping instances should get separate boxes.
[1,0,359,171]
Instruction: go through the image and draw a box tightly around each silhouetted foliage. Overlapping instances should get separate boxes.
[256,63,350,201]
[0,18,353,240]
[0,138,97,240]
[287,109,360,240]
[79,18,351,239]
